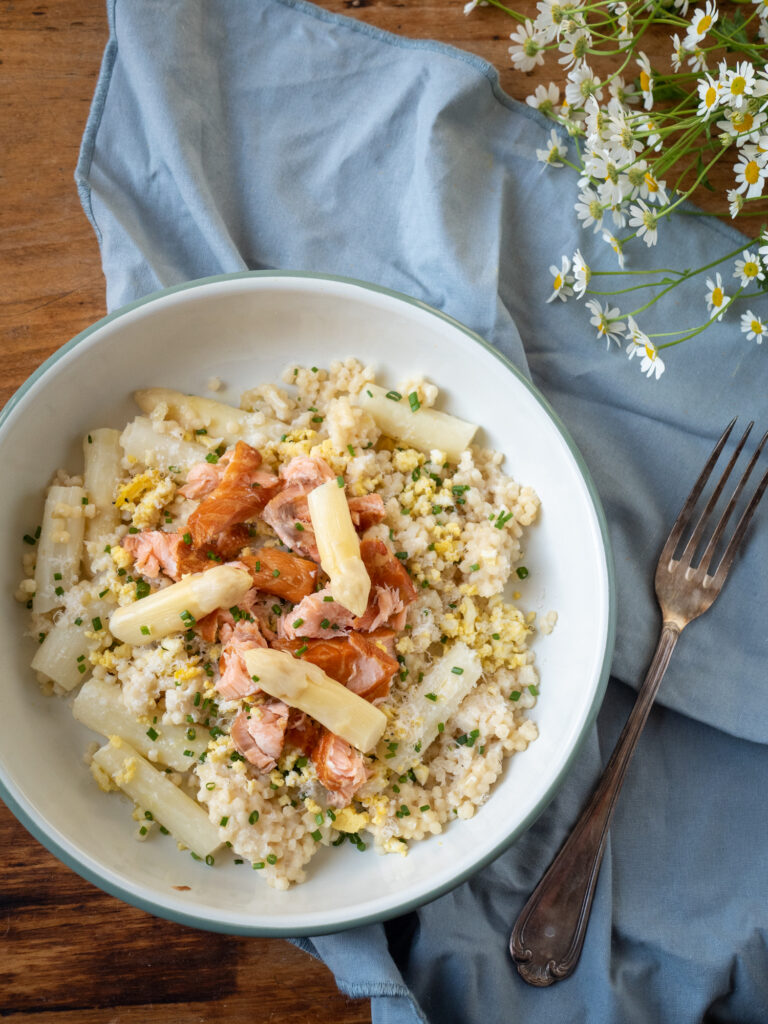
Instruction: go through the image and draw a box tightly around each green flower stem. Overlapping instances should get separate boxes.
[625,244,752,319]
[656,287,745,349]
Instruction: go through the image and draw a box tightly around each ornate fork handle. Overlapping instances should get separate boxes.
[510,623,680,986]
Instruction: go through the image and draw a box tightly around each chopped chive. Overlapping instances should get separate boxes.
[82,497,88,505]
[220,816,229,827]
[99,588,109,598]
[183,749,194,757]
[135,580,150,600]
[292,618,304,628]
[311,415,323,424]
[139,826,148,836]
[408,391,421,412]
[495,511,514,529]
[271,604,281,615]
[182,532,192,545]
[249,810,260,824]
[251,674,260,683]
[296,756,308,769]
[322,595,334,602]
[392,784,400,793]
[92,616,102,631]
[205,854,215,866]
[54,574,62,583]
[492,632,501,640]
[366,389,373,397]
[76,654,86,662]
[128,526,139,534]
[420,804,430,812]
[311,366,318,373]
[516,566,529,579]
[336,475,345,488]
[529,684,540,696]
[437,722,445,732]
[77,663,87,674]
[509,690,521,701]
[385,390,402,402]
[186,728,196,740]
[395,551,408,561]
[314,812,324,824]
[253,861,265,870]
[54,586,64,596]
[179,609,195,624]
[320,618,330,629]
[140,625,150,636]
[195,428,208,435]
[294,522,305,531]
[74,617,83,626]
[411,467,421,482]
[347,444,355,456]
[144,810,153,820]
[425,692,437,702]
[470,563,479,572]
[311,829,322,842]
[205,452,219,464]
[266,854,277,865]
[205,782,216,791]
[194,692,201,706]
[87,434,93,444]
[327,808,336,821]
[451,666,464,675]
[432,505,442,515]
[294,644,308,657]
[272,568,280,578]
[146,727,159,741]
[22,534,36,546]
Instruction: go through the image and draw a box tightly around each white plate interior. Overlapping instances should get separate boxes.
[0,275,612,933]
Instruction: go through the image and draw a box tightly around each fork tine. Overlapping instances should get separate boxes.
[679,421,753,568]
[710,461,768,588]
[659,418,737,565]
[698,429,768,576]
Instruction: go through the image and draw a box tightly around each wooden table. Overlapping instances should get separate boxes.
[0,1,747,1019]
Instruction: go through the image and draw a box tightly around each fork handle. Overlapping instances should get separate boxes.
[510,622,681,986]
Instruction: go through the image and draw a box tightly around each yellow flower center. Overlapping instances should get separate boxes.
[644,343,656,361]
[730,76,746,96]
[752,319,762,333]
[644,172,659,192]
[697,13,712,31]
[745,161,760,185]
[712,287,723,306]
[554,274,563,290]
[734,112,753,133]
[744,261,758,278]
[705,86,717,108]
[640,70,651,93]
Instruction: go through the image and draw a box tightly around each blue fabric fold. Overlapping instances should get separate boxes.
[76,1,768,1020]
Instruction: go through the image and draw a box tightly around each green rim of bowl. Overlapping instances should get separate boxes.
[0,269,616,936]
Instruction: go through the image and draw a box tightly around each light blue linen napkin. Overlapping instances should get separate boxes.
[76,1,768,1020]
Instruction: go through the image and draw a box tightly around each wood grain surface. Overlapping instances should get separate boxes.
[0,0,751,1020]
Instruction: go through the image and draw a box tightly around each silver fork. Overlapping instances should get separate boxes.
[510,419,768,987]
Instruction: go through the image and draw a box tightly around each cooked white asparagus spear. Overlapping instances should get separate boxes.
[74,678,209,769]
[109,564,252,645]
[120,416,210,473]
[356,384,478,461]
[307,479,370,617]
[380,642,482,774]
[33,485,86,614]
[242,648,386,753]
[83,429,121,561]
[92,738,220,857]
[31,597,114,691]
[133,388,274,448]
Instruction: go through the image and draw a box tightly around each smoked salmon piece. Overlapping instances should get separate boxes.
[278,587,356,639]
[347,494,386,530]
[230,702,289,772]
[261,456,334,559]
[312,730,367,807]
[355,538,418,631]
[273,632,398,703]
[216,619,268,700]
[122,530,209,581]
[285,709,322,756]
[187,442,279,552]
[178,459,227,500]
[239,548,319,603]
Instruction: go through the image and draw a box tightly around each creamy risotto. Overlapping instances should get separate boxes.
[19,360,542,889]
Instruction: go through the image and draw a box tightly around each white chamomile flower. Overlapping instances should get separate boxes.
[716,108,767,146]
[609,202,628,228]
[639,118,662,151]
[565,66,603,109]
[696,73,722,118]
[687,47,709,73]
[759,234,768,268]
[463,0,484,13]
[727,188,744,218]
[628,199,660,246]
[672,0,691,16]
[734,147,768,198]
[608,76,640,106]
[509,20,546,72]
[733,251,765,287]
[586,299,627,348]
[722,60,756,109]
[572,249,592,297]
[575,186,605,233]
[625,315,650,354]
[670,34,688,72]
[536,128,569,166]
[639,342,666,379]
[547,256,575,303]
[526,82,561,117]
[636,52,654,110]
[705,273,729,320]
[740,310,767,342]
[558,30,593,71]
[685,0,719,47]
[534,0,561,43]
[639,170,669,205]
[602,229,626,268]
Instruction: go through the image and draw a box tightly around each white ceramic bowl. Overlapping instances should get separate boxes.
[0,272,614,935]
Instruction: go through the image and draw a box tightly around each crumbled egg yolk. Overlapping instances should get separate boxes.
[333,807,370,833]
[116,470,164,509]
[440,595,531,671]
